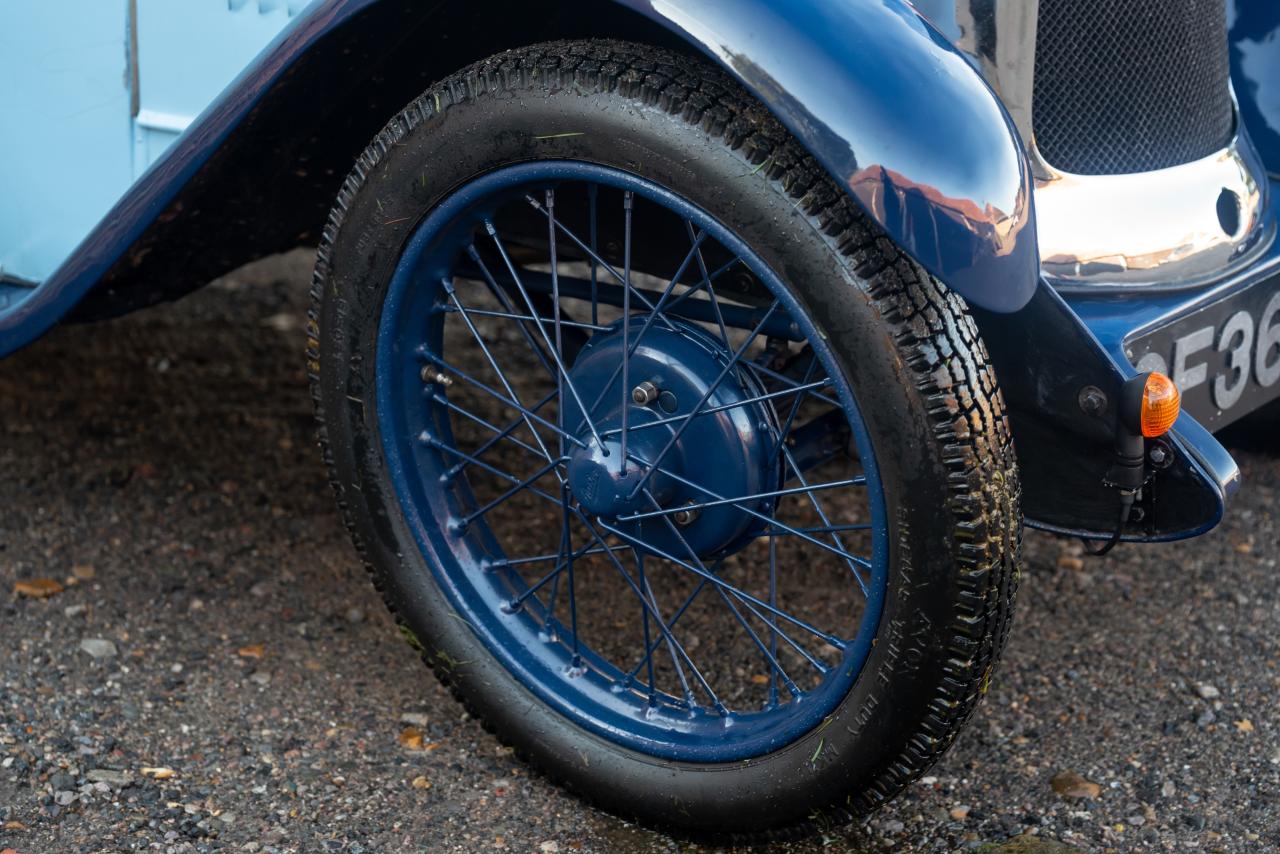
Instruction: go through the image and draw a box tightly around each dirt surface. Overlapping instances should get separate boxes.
[2,252,1278,853]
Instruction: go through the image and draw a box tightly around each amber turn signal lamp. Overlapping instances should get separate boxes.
[1138,372,1180,437]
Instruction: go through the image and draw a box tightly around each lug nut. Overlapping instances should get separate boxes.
[632,381,659,406]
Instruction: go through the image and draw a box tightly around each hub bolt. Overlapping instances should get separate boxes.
[632,381,660,406]
[673,503,700,526]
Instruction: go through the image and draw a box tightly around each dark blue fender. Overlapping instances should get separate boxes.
[1230,0,1280,173]
[0,0,1038,358]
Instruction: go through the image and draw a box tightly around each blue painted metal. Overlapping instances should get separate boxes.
[1230,0,1280,174]
[0,0,1038,359]
[375,161,888,760]
[562,319,780,559]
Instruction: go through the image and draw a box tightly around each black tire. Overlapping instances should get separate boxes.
[307,39,1022,842]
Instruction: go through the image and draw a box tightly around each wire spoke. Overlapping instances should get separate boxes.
[571,228,712,435]
[425,432,566,510]
[523,194,678,329]
[645,491,834,691]
[754,523,873,539]
[662,252,742,315]
[781,442,869,596]
[772,355,870,596]
[441,304,611,332]
[458,456,567,529]
[594,516,846,650]
[546,189,581,663]
[684,221,731,342]
[460,249,558,381]
[616,478,864,522]
[432,391,555,476]
[421,349,586,451]
[647,463,873,570]
[497,543,632,568]
[588,183,599,326]
[440,282,569,469]
[507,538,600,611]
[752,360,843,409]
[574,510,716,710]
[637,552,656,703]
[599,378,833,438]
[767,530,780,708]
[624,578,708,681]
[620,191,634,474]
[484,220,605,449]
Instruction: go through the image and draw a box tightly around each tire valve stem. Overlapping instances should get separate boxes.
[421,366,453,387]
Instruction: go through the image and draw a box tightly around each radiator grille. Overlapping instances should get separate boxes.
[1033,0,1234,175]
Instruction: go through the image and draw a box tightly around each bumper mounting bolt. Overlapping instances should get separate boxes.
[1078,385,1108,417]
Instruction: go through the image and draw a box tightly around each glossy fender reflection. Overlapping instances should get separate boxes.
[626,0,1039,312]
[1231,0,1280,174]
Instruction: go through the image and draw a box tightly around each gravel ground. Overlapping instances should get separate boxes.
[2,252,1278,854]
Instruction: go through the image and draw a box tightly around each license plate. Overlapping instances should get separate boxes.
[1126,277,1280,429]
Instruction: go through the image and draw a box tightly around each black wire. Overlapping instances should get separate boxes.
[1081,491,1136,557]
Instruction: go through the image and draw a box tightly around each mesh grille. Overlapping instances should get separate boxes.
[1033,0,1234,175]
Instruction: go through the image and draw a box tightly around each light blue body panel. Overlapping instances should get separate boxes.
[0,0,303,287]
[0,2,134,290]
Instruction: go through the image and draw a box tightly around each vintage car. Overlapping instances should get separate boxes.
[2,0,1277,840]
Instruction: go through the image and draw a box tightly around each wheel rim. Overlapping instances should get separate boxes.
[376,161,888,761]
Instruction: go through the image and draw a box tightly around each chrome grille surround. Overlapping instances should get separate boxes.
[928,0,1276,289]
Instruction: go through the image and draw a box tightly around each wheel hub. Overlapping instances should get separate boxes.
[566,434,673,518]
[563,318,780,559]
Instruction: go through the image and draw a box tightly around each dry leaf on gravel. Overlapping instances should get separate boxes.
[1050,770,1101,799]
[141,767,176,780]
[13,578,64,598]
[1236,719,1255,732]
[411,775,431,789]
[1056,555,1085,572]
[398,726,425,750]
[237,644,266,659]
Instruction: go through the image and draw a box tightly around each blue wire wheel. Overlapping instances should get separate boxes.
[375,161,888,761]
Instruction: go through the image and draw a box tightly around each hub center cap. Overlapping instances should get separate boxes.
[567,436,669,518]
[562,318,781,558]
